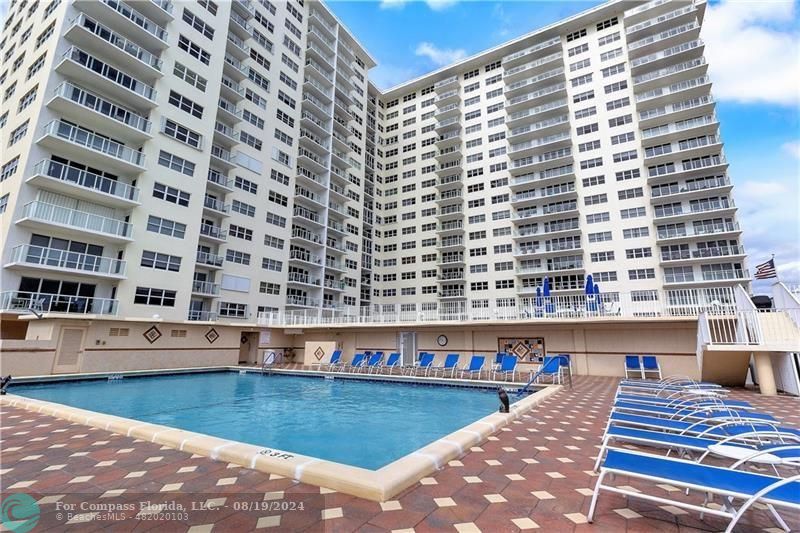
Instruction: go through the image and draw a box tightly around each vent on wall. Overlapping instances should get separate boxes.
[171,329,187,338]
[109,328,129,337]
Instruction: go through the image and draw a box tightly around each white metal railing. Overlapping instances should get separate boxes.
[192,280,220,295]
[631,39,703,70]
[199,223,226,240]
[98,0,168,41]
[42,120,146,167]
[21,201,132,238]
[505,67,564,92]
[504,52,562,78]
[507,82,566,105]
[628,20,699,51]
[502,36,561,64]
[9,244,126,276]
[32,160,140,202]
[639,94,713,122]
[636,75,710,103]
[507,98,568,122]
[188,310,217,321]
[634,57,706,86]
[72,13,162,70]
[259,287,742,326]
[435,75,458,89]
[61,47,157,101]
[627,5,696,36]
[52,82,151,134]
[1,291,118,315]
[196,251,224,267]
[702,309,800,347]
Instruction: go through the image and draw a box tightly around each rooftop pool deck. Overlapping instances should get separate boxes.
[1,374,798,532]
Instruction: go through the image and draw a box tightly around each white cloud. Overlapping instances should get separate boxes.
[369,64,420,91]
[782,140,800,159]
[414,42,467,66]
[379,0,458,10]
[703,0,800,105]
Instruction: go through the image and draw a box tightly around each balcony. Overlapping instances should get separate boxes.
[206,169,233,193]
[438,255,466,266]
[220,76,245,102]
[504,68,565,97]
[660,245,746,264]
[626,4,699,39]
[643,134,722,165]
[436,160,463,176]
[638,94,715,128]
[656,222,741,242]
[506,98,568,129]
[434,75,459,91]
[229,10,253,39]
[289,249,324,267]
[641,114,718,143]
[437,272,465,282]
[287,273,322,287]
[135,0,174,24]
[296,165,327,189]
[436,189,463,206]
[37,120,146,175]
[294,186,325,209]
[654,199,735,222]
[435,129,462,149]
[199,223,227,243]
[505,82,567,113]
[55,47,157,110]
[327,220,347,236]
[650,177,732,201]
[438,221,464,235]
[286,296,321,308]
[630,39,705,75]
[213,122,239,146]
[300,130,331,157]
[510,147,572,176]
[516,259,584,275]
[203,195,230,216]
[509,164,574,190]
[663,269,750,286]
[502,36,561,67]
[47,82,151,143]
[325,259,345,272]
[435,146,462,164]
[435,116,460,133]
[1,291,118,315]
[75,0,169,48]
[436,205,464,221]
[293,207,324,228]
[192,280,220,297]
[434,102,460,121]
[513,201,578,222]
[324,279,346,292]
[633,57,707,92]
[438,289,466,299]
[210,145,237,170]
[223,53,248,81]
[436,90,460,105]
[17,201,133,243]
[635,74,711,107]
[647,154,727,183]
[6,244,126,279]
[298,147,328,174]
[226,33,250,60]
[27,160,140,208]
[301,110,330,139]
[503,52,562,83]
[188,310,217,321]
[510,184,576,206]
[627,20,701,59]
[438,237,465,249]
[196,251,224,269]
[64,14,162,80]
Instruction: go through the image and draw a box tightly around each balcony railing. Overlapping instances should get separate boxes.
[51,82,151,134]
[203,195,229,213]
[20,201,132,239]
[1,291,118,315]
[657,222,740,239]
[9,244,126,277]
[61,47,157,102]
[651,177,730,198]
[192,280,220,296]
[286,296,321,307]
[41,120,146,168]
[249,287,739,326]
[71,13,162,71]
[32,160,140,202]
[502,36,561,64]
[199,224,226,240]
[196,251,224,267]
[188,310,217,321]
[98,0,168,41]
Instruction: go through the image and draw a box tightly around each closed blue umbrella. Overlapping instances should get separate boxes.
[593,283,600,295]
[585,274,594,295]
[593,283,602,314]
[543,277,555,313]
[535,286,543,317]
[585,274,596,312]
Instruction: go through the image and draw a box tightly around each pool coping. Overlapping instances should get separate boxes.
[1,369,562,501]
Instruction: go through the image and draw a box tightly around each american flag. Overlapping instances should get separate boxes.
[754,258,777,280]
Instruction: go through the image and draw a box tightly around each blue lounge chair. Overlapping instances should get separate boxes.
[533,356,562,385]
[404,352,430,375]
[493,352,507,371]
[611,400,777,424]
[346,353,366,372]
[414,353,435,376]
[615,393,753,411]
[380,353,401,374]
[460,355,485,379]
[361,352,383,373]
[588,448,800,532]
[624,355,642,379]
[558,353,572,376]
[641,355,662,379]
[432,353,460,378]
[313,350,342,371]
[492,355,518,381]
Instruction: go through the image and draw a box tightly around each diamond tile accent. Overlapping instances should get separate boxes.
[511,517,540,530]
[434,497,456,507]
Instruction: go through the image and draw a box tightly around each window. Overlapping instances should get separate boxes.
[628,268,655,280]
[606,96,630,111]
[168,91,203,119]
[141,251,181,272]
[621,206,646,219]
[7,120,28,146]
[153,183,190,206]
[590,251,615,262]
[579,140,601,152]
[229,224,252,241]
[147,216,186,238]
[173,62,207,92]
[570,58,591,71]
[231,199,255,217]
[178,34,210,65]
[573,90,594,103]
[134,287,176,306]
[226,250,251,265]
[260,282,280,295]
[576,123,598,136]
[568,43,589,57]
[0,193,8,214]
[235,176,257,194]
[588,231,612,243]
[586,212,610,224]
[582,175,605,187]
[616,169,641,181]
[598,31,621,46]
[626,247,652,259]
[596,17,619,31]
[600,48,623,62]
[240,131,262,151]
[158,150,195,176]
[219,302,248,318]
[580,157,603,170]
[584,193,607,206]
[611,131,636,145]
[571,73,592,87]
[162,119,202,148]
[623,227,649,239]
[26,53,45,79]
[575,106,597,119]
[613,149,638,163]
[618,187,644,200]
[604,80,628,94]
[608,114,632,127]
[1,157,20,182]
[601,63,626,78]
[566,28,587,42]
[182,8,214,39]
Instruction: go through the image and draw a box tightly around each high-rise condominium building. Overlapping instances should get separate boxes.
[0,0,747,328]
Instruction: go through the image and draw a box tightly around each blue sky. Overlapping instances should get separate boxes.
[328,0,800,293]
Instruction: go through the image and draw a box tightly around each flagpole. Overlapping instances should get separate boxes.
[772,254,781,284]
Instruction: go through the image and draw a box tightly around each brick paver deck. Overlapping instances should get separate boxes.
[1,376,798,532]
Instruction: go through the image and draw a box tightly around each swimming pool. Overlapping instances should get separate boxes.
[11,371,510,469]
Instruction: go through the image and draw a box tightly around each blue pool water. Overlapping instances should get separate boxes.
[12,372,509,469]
